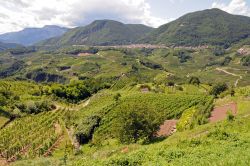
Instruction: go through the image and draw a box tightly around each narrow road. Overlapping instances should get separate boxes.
[54,99,90,112]
[216,68,242,87]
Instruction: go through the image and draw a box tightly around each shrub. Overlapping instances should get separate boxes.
[176,86,183,91]
[140,60,163,70]
[227,110,235,121]
[167,81,175,87]
[173,50,191,63]
[188,77,200,86]
[75,116,101,144]
[241,56,250,66]
[209,83,228,97]
[213,46,225,56]
[113,93,121,101]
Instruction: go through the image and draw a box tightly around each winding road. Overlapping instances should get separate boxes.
[216,68,243,87]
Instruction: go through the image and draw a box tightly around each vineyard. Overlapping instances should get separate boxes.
[115,93,213,119]
[93,93,214,142]
[0,109,66,162]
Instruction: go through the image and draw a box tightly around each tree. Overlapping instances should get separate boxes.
[209,83,228,97]
[65,81,90,103]
[167,81,175,87]
[213,46,225,56]
[113,104,162,143]
[113,93,121,101]
[230,87,235,97]
[75,116,101,144]
[188,76,200,86]
[241,56,250,66]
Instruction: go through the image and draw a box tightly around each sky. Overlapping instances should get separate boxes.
[0,0,249,34]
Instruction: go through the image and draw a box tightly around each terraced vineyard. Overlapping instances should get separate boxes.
[116,93,213,119]
[0,109,66,162]
[93,93,214,142]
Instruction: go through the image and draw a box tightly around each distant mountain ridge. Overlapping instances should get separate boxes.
[37,9,250,47]
[141,8,250,47]
[38,20,154,46]
[0,25,68,46]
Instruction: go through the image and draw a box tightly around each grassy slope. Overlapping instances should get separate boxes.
[0,116,9,128]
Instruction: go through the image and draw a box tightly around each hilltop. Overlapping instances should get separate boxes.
[38,20,153,46]
[141,8,250,47]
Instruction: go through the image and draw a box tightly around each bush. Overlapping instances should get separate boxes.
[209,83,228,97]
[227,110,235,121]
[167,82,175,87]
[75,116,101,144]
[241,56,250,66]
[188,77,200,86]
[113,93,121,101]
[173,50,191,63]
[140,60,163,70]
[176,86,183,91]
[213,46,225,56]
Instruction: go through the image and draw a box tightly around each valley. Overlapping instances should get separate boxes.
[0,7,249,166]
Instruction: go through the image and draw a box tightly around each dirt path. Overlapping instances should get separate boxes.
[54,123,62,135]
[209,103,237,123]
[54,99,90,112]
[216,68,242,87]
[156,120,178,137]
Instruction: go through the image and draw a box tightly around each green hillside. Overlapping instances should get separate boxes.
[141,8,250,47]
[38,20,153,46]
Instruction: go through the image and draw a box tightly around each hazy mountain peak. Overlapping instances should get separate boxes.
[0,26,69,46]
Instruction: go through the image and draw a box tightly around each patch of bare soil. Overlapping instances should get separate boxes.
[121,146,129,153]
[78,53,94,57]
[156,120,178,137]
[54,123,62,135]
[0,158,8,166]
[141,88,149,93]
[209,103,237,123]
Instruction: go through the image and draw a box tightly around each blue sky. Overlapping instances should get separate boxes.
[0,0,249,34]
[147,0,250,19]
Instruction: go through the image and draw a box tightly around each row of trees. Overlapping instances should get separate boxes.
[49,79,111,103]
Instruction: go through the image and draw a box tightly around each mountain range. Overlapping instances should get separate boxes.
[0,25,68,46]
[38,20,153,46]
[1,8,250,47]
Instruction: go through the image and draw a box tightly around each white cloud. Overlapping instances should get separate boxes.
[0,0,170,34]
[212,0,250,16]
